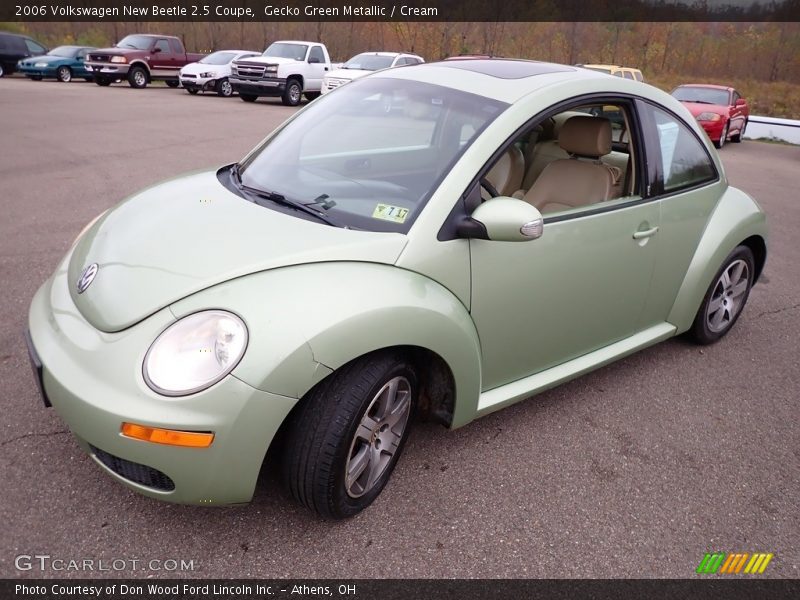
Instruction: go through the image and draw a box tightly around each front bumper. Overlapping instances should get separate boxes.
[229,76,286,97]
[18,65,57,78]
[86,62,130,77]
[180,76,216,92]
[698,119,725,141]
[27,262,298,506]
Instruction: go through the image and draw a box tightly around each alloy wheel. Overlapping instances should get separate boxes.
[706,259,749,333]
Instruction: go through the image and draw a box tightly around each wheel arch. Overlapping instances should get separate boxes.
[286,74,304,88]
[128,60,151,78]
[667,186,767,333]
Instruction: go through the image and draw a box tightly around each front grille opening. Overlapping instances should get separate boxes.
[90,444,175,492]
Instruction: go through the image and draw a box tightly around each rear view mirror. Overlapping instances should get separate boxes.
[459,197,544,242]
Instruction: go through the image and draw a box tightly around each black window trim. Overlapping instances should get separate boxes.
[438,92,658,240]
[635,97,720,200]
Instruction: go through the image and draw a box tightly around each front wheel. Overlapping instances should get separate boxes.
[689,245,755,344]
[127,66,148,88]
[56,66,72,82]
[186,88,199,95]
[282,351,417,519]
[239,93,257,102]
[281,79,302,106]
[714,122,728,149]
[216,77,233,97]
[165,79,179,88]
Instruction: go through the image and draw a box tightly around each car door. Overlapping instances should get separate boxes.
[305,46,327,88]
[469,99,661,390]
[150,38,174,76]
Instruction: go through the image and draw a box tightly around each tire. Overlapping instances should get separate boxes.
[0,64,4,77]
[714,121,728,149]
[166,79,179,88]
[688,245,755,345]
[732,119,747,143]
[94,77,111,86]
[282,351,418,519]
[127,66,148,89]
[186,88,199,95]
[281,78,302,106]
[216,77,233,97]
[56,66,72,82]
[31,75,42,81]
[239,93,257,103]
[304,91,320,101]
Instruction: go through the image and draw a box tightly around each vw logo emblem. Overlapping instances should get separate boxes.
[76,263,99,294]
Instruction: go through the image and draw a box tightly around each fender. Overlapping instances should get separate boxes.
[170,262,483,428]
[128,59,150,75]
[668,186,767,332]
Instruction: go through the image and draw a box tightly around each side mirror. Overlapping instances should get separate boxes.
[152,47,161,54]
[735,98,746,106]
[459,197,544,242]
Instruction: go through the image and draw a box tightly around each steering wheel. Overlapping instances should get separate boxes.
[480,177,500,198]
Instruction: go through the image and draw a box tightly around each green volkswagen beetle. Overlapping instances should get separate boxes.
[26,60,767,519]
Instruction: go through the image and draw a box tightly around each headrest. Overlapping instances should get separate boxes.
[558,116,612,157]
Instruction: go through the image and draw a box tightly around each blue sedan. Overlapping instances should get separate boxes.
[17,46,95,82]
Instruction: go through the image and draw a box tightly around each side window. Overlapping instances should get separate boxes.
[76,49,87,59]
[154,39,171,54]
[169,39,183,54]
[648,105,716,193]
[623,71,634,80]
[732,91,740,105]
[308,46,324,63]
[483,101,639,214]
[25,39,46,54]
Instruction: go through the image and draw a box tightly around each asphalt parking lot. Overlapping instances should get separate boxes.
[0,77,797,579]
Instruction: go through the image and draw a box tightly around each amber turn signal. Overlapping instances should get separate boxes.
[121,422,214,448]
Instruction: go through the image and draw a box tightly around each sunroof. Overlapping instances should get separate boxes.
[435,59,575,79]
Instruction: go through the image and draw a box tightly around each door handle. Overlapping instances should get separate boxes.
[632,226,659,239]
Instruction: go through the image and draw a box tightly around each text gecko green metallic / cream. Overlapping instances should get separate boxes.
[26,59,767,518]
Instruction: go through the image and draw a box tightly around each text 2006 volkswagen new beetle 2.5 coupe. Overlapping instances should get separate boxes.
[27,60,767,518]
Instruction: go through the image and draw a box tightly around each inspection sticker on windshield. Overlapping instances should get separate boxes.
[373,204,409,223]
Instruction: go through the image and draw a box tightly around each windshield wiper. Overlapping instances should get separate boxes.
[688,100,712,104]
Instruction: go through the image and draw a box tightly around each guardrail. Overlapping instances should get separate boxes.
[744,116,800,144]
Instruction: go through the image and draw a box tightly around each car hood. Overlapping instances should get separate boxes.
[90,47,139,57]
[239,56,302,66]
[326,68,371,81]
[180,62,229,75]
[26,55,66,64]
[680,101,728,117]
[68,169,408,333]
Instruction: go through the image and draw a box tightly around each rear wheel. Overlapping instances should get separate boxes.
[239,93,257,102]
[689,245,755,344]
[56,66,72,82]
[281,79,302,106]
[732,119,747,143]
[127,66,148,88]
[282,351,417,519]
[216,78,233,97]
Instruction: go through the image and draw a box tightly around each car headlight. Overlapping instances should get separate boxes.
[110,56,127,64]
[199,71,216,78]
[34,62,48,67]
[143,310,248,396]
[696,112,721,122]
[266,66,278,73]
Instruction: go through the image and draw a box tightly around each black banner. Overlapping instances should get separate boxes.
[3,579,800,600]
[5,0,800,22]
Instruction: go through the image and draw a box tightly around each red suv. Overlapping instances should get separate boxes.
[671,84,749,149]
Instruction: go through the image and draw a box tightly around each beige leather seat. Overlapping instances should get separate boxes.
[485,144,524,197]
[522,116,622,214]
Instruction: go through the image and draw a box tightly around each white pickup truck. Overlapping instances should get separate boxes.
[229,41,334,106]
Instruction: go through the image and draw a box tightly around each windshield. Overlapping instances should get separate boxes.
[239,77,508,233]
[116,35,153,50]
[672,86,730,105]
[48,46,79,58]
[343,54,395,71]
[263,43,308,61]
[583,66,615,75]
[200,51,238,65]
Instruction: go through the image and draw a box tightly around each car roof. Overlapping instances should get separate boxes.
[375,58,657,104]
[676,83,733,91]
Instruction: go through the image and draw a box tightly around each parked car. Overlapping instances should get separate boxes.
[27,59,766,519]
[85,34,205,88]
[578,64,645,82]
[230,41,333,105]
[321,52,424,94]
[17,45,95,82]
[0,31,48,77]
[180,50,260,97]
[671,84,749,148]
